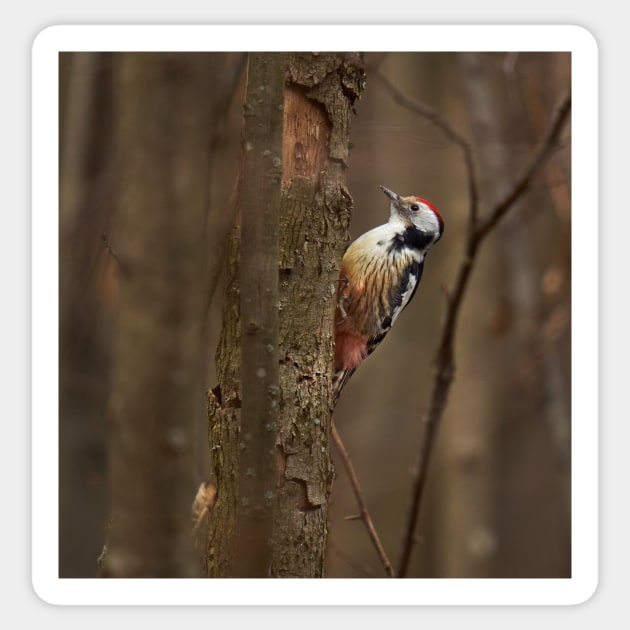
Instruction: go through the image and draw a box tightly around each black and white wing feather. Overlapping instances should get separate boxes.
[366,259,424,357]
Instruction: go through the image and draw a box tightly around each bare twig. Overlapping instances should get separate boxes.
[372,70,480,226]
[476,93,572,241]
[332,70,570,578]
[394,89,572,578]
[344,514,363,521]
[331,423,394,577]
[101,232,129,275]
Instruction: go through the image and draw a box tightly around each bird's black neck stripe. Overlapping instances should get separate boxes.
[388,226,434,253]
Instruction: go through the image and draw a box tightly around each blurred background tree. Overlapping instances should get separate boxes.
[59,51,570,578]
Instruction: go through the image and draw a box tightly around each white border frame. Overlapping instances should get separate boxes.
[32,24,598,606]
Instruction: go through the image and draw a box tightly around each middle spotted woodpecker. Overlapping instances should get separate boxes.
[333,185,444,404]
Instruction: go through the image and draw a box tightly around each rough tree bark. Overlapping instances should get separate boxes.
[205,52,365,578]
[234,52,285,577]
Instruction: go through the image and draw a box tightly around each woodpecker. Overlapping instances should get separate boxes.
[332,185,444,404]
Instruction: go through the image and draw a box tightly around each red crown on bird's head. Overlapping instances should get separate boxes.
[415,197,444,234]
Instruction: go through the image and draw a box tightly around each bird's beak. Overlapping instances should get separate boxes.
[380,186,401,203]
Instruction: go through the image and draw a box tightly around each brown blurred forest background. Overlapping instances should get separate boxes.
[59,51,571,578]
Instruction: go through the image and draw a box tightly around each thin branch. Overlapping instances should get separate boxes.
[334,72,570,578]
[395,90,572,578]
[331,69,480,578]
[344,514,362,521]
[372,70,480,226]
[101,232,130,275]
[476,92,572,241]
[331,423,394,577]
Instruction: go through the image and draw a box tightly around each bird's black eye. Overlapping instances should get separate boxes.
[410,203,420,212]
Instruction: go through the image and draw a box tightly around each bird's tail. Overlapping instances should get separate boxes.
[332,367,355,406]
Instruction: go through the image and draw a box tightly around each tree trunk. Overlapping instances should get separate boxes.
[427,52,571,578]
[205,52,365,578]
[102,53,228,577]
[234,52,285,577]
[59,52,115,577]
